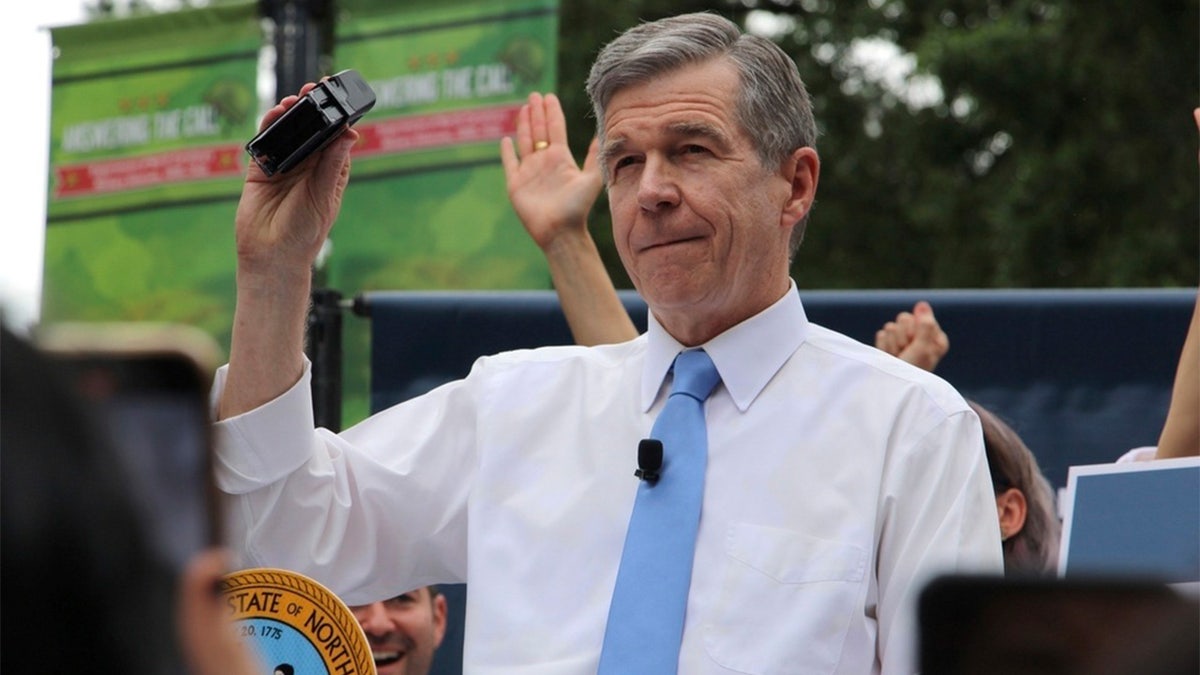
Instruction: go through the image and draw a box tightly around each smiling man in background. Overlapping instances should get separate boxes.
[350,586,447,675]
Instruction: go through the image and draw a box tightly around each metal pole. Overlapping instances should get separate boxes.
[261,0,342,429]
[306,288,343,431]
[263,0,330,100]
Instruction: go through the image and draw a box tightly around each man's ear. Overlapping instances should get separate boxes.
[778,146,820,229]
[996,487,1028,541]
[432,592,449,647]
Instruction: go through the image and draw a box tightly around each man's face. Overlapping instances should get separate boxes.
[600,58,809,344]
[350,588,447,675]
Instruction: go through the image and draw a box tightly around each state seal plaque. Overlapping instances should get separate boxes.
[222,567,376,675]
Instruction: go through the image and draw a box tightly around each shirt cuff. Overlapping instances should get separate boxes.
[210,358,317,494]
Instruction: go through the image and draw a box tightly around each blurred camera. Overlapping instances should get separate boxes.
[38,322,223,572]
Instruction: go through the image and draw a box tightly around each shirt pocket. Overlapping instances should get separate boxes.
[702,522,869,675]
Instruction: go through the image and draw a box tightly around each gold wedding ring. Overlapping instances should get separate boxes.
[534,140,550,151]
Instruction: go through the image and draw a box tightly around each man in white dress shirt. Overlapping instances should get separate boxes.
[214,12,1002,674]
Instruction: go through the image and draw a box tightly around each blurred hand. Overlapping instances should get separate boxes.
[500,92,603,251]
[875,300,950,372]
[177,549,260,675]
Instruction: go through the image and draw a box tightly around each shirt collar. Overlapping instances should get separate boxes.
[641,280,809,412]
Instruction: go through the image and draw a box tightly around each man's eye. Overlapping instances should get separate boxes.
[614,156,639,170]
[682,144,709,155]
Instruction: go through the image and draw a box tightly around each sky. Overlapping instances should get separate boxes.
[0,0,89,334]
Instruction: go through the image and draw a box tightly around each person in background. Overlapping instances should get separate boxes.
[969,401,1061,576]
[873,300,950,372]
[215,12,1001,673]
[1157,109,1200,456]
[1150,250,1198,457]
[503,96,637,347]
[349,586,447,675]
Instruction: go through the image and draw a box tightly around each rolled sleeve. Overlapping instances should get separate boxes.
[211,359,319,494]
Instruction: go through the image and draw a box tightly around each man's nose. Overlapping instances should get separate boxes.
[636,156,681,213]
[355,602,391,635]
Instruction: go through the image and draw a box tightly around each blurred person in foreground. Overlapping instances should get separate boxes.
[0,324,257,675]
[214,12,1000,673]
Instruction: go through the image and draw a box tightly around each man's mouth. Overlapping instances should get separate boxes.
[373,649,405,667]
[643,235,702,252]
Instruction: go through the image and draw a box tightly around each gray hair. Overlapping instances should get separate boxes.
[586,12,819,254]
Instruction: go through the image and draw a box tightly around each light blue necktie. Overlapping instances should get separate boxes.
[598,349,721,674]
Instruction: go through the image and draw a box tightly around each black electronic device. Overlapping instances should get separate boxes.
[635,438,663,484]
[918,574,1199,675]
[39,323,223,573]
[245,69,376,177]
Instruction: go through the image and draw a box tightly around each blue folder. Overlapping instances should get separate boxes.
[1058,457,1200,584]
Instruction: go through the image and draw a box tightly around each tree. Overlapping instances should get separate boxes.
[557,0,1198,289]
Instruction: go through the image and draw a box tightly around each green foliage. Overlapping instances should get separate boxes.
[66,0,1192,432]
[80,0,1198,292]
[556,0,1198,289]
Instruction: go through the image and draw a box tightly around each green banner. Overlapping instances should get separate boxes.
[330,0,557,290]
[39,0,560,426]
[332,0,559,423]
[42,2,261,356]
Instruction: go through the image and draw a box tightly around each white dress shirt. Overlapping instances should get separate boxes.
[213,283,1002,675]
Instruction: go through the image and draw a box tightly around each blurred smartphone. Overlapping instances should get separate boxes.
[919,574,1200,675]
[38,323,223,573]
